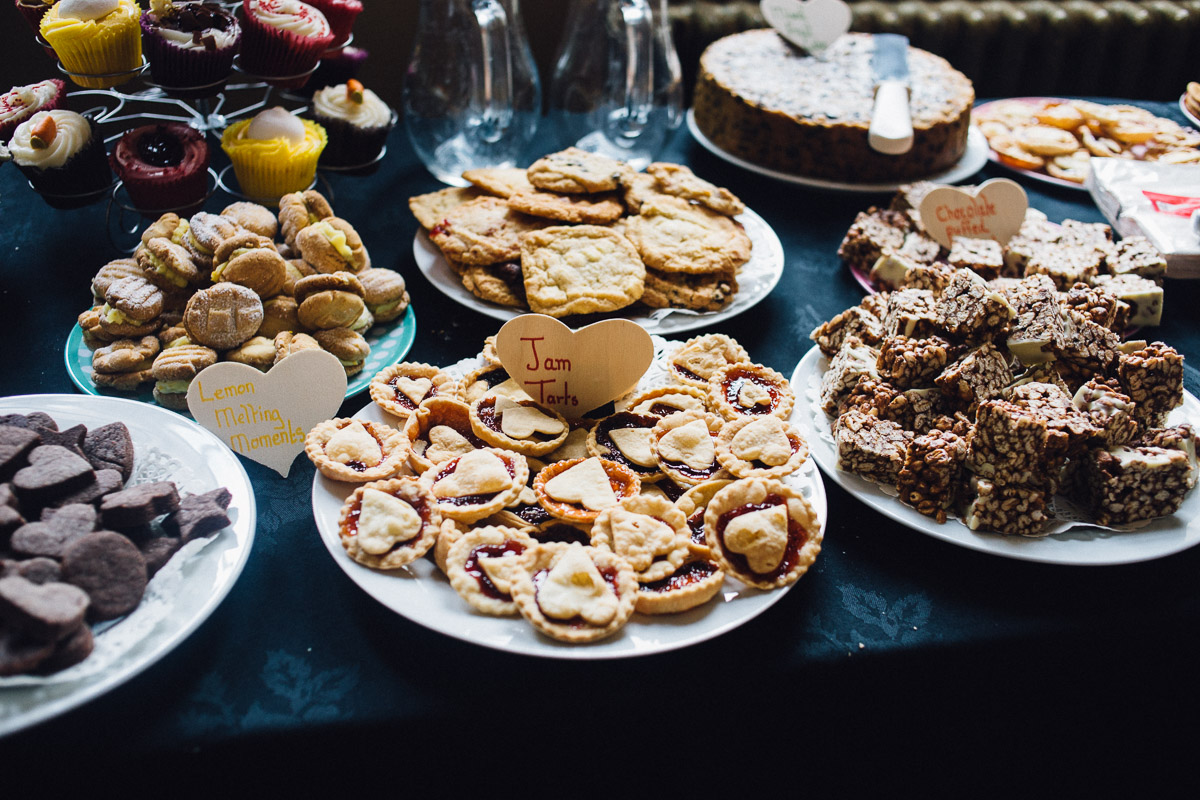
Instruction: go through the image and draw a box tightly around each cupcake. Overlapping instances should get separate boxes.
[14,0,58,34]
[294,44,367,98]
[40,0,144,90]
[221,106,326,202]
[0,79,65,142]
[9,109,112,208]
[238,0,334,82]
[140,1,242,92]
[111,122,211,215]
[308,80,394,168]
[305,0,361,47]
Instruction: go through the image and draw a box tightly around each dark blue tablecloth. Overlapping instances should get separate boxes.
[3,98,1199,783]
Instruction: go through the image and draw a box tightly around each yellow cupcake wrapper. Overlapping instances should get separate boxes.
[42,2,143,89]
[221,119,328,204]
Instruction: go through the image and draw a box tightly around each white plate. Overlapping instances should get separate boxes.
[0,395,255,736]
[1180,93,1200,130]
[790,348,1200,566]
[686,109,989,192]
[413,207,784,336]
[311,395,827,660]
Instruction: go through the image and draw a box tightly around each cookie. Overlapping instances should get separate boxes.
[520,225,645,317]
[639,267,738,312]
[281,258,317,296]
[77,306,120,349]
[506,190,625,224]
[183,211,239,269]
[161,487,232,543]
[184,283,264,350]
[151,344,219,409]
[139,535,183,577]
[11,557,62,585]
[223,336,276,372]
[211,233,287,298]
[91,258,144,302]
[221,201,278,238]
[12,446,96,508]
[43,469,123,510]
[10,503,98,559]
[296,217,370,273]
[408,186,485,231]
[35,621,94,674]
[61,531,148,622]
[100,276,164,337]
[526,147,628,193]
[462,167,535,198]
[90,366,155,391]
[0,627,56,676]
[139,212,186,246]
[137,236,201,292]
[294,272,366,330]
[357,268,409,323]
[278,189,335,248]
[259,295,301,338]
[81,422,135,481]
[618,169,670,214]
[644,162,745,217]
[273,331,322,364]
[624,195,753,275]
[99,481,180,529]
[428,196,548,266]
[91,336,161,376]
[313,328,370,376]
[461,262,526,308]
[0,426,41,482]
[0,575,90,643]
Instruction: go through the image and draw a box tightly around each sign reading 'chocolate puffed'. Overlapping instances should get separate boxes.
[186,349,347,477]
[494,315,654,417]
[918,178,1029,249]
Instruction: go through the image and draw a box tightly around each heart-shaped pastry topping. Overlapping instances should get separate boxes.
[500,405,565,440]
[187,349,347,477]
[356,488,422,554]
[607,427,656,468]
[495,315,654,416]
[433,450,511,498]
[608,509,676,572]
[396,377,433,406]
[658,419,715,470]
[544,457,617,510]
[724,504,788,573]
[426,425,475,462]
[761,0,852,57]
[731,418,792,466]
[325,421,382,467]
[918,178,1029,250]
[536,543,618,625]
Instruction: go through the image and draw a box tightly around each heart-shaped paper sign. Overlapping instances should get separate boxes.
[918,178,1029,250]
[494,315,655,417]
[186,349,347,477]
[761,0,852,57]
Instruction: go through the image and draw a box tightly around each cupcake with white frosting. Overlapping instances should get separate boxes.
[140,0,241,91]
[308,79,394,168]
[0,79,65,142]
[238,0,334,82]
[40,0,143,89]
[9,109,112,207]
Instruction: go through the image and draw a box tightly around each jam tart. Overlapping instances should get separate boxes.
[337,477,441,569]
[543,422,593,462]
[433,518,470,574]
[420,447,529,524]
[445,525,537,616]
[635,555,725,615]
[708,362,796,421]
[403,397,487,474]
[715,416,809,479]
[669,333,750,389]
[587,411,665,482]
[674,478,734,558]
[469,395,569,456]
[650,410,730,487]
[306,418,408,482]
[533,456,641,523]
[462,362,521,403]
[703,478,822,590]
[370,362,461,420]
[509,541,639,643]
[622,384,711,418]
[589,495,691,584]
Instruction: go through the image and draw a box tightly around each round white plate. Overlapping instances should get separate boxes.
[413,206,784,336]
[1180,93,1200,130]
[0,394,255,736]
[686,109,989,192]
[790,348,1200,566]
[311,402,828,660]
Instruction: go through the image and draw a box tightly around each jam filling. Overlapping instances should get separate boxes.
[477,398,555,442]
[687,509,706,546]
[672,364,705,383]
[595,412,659,474]
[715,495,807,580]
[433,455,515,506]
[136,127,185,168]
[388,375,434,409]
[722,368,780,414]
[429,220,451,238]
[532,564,621,628]
[416,422,486,453]
[466,540,527,600]
[532,524,591,547]
[514,504,553,526]
[343,493,432,553]
[641,560,718,593]
[331,423,388,472]
[647,402,685,416]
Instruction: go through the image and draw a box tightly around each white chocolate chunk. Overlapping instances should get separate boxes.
[731,418,792,466]
[545,457,617,510]
[608,427,657,468]
[396,377,433,405]
[426,425,475,463]
[536,543,618,625]
[356,488,422,554]
[723,504,788,574]
[325,421,382,466]
[658,419,715,470]
[501,405,565,440]
[433,449,511,498]
[608,509,676,573]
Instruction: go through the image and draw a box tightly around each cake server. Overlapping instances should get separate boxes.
[868,33,914,155]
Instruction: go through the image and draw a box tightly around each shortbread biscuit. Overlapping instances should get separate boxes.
[520,225,645,317]
[624,195,752,274]
[526,147,628,194]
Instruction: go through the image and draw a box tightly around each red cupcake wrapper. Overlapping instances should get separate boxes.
[239,1,335,79]
[140,15,241,91]
[306,0,361,47]
[14,0,50,33]
[111,123,211,214]
[0,78,64,142]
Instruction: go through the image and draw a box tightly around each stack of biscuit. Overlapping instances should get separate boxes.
[78,191,412,409]
[408,148,752,318]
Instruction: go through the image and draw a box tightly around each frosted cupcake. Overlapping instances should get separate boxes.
[221,106,326,202]
[0,79,65,142]
[238,0,334,82]
[306,0,361,47]
[41,0,143,89]
[140,0,242,91]
[14,0,58,34]
[308,80,394,168]
[9,109,112,208]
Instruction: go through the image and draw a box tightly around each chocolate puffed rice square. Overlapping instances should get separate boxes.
[834,410,913,485]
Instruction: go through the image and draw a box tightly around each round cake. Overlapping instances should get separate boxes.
[692,30,974,183]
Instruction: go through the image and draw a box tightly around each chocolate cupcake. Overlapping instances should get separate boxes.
[140,0,242,91]
[0,79,65,142]
[111,122,210,214]
[305,0,361,47]
[9,109,113,209]
[238,0,334,83]
[308,80,394,168]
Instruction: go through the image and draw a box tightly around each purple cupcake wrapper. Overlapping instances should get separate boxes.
[310,111,393,167]
[140,16,241,89]
[239,10,333,78]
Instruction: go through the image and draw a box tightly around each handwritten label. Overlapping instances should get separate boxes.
[918,178,1028,249]
[186,349,347,477]
[761,0,851,57]
[494,315,654,417]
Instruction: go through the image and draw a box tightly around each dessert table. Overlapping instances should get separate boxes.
[3,99,1199,783]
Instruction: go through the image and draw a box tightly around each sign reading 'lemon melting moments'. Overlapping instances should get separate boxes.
[494,315,655,417]
[186,349,347,477]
